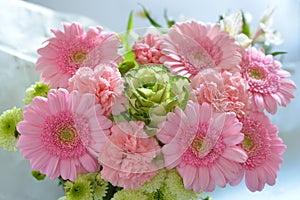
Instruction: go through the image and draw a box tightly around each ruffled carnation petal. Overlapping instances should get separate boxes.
[98,121,161,190]
[68,64,126,117]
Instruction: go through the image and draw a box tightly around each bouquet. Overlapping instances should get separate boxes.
[0,7,296,200]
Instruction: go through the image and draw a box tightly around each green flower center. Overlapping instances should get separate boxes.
[70,51,87,66]
[58,126,77,144]
[2,119,18,137]
[191,136,209,158]
[153,189,165,199]
[241,133,256,153]
[194,54,203,61]
[249,69,264,79]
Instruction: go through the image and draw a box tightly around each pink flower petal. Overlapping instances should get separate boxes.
[222,147,248,163]
[245,170,259,192]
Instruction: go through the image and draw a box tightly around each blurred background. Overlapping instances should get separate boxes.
[0,0,299,199]
[26,0,300,62]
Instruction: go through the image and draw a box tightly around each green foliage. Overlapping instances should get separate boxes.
[164,9,175,28]
[139,4,163,28]
[241,11,251,37]
[31,170,46,181]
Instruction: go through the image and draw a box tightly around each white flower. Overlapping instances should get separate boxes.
[252,7,283,45]
[220,11,252,47]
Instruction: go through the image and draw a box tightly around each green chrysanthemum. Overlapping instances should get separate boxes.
[164,169,200,200]
[0,107,23,152]
[64,173,108,200]
[23,82,50,105]
[137,168,199,200]
[65,180,93,200]
[90,173,109,200]
[139,168,167,193]
[124,65,189,135]
[111,189,148,200]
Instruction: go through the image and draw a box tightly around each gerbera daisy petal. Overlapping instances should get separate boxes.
[79,154,98,172]
[245,170,259,192]
[198,167,210,190]
[222,147,248,162]
[161,21,241,78]
[157,101,246,192]
[240,47,296,114]
[210,164,226,187]
[36,23,122,88]
[239,112,286,191]
[178,165,196,189]
[17,89,111,181]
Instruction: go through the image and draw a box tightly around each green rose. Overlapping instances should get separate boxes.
[124,65,189,134]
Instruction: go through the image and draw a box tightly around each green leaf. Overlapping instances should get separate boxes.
[202,196,213,200]
[218,15,224,22]
[139,4,162,28]
[118,61,136,76]
[271,51,287,56]
[241,11,251,37]
[31,170,46,181]
[121,11,135,52]
[164,9,175,28]
[126,10,134,33]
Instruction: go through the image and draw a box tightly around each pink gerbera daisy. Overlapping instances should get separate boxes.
[99,121,160,190]
[240,47,296,114]
[238,112,286,192]
[157,101,247,192]
[68,63,126,116]
[160,21,242,78]
[36,22,122,88]
[190,69,250,118]
[17,89,112,181]
[132,33,164,65]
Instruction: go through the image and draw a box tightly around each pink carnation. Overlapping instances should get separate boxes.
[238,112,286,192]
[68,64,126,116]
[190,69,250,118]
[17,89,112,181]
[160,21,242,78]
[240,47,296,114]
[99,121,160,190]
[132,33,164,65]
[157,101,247,192]
[36,22,122,88]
